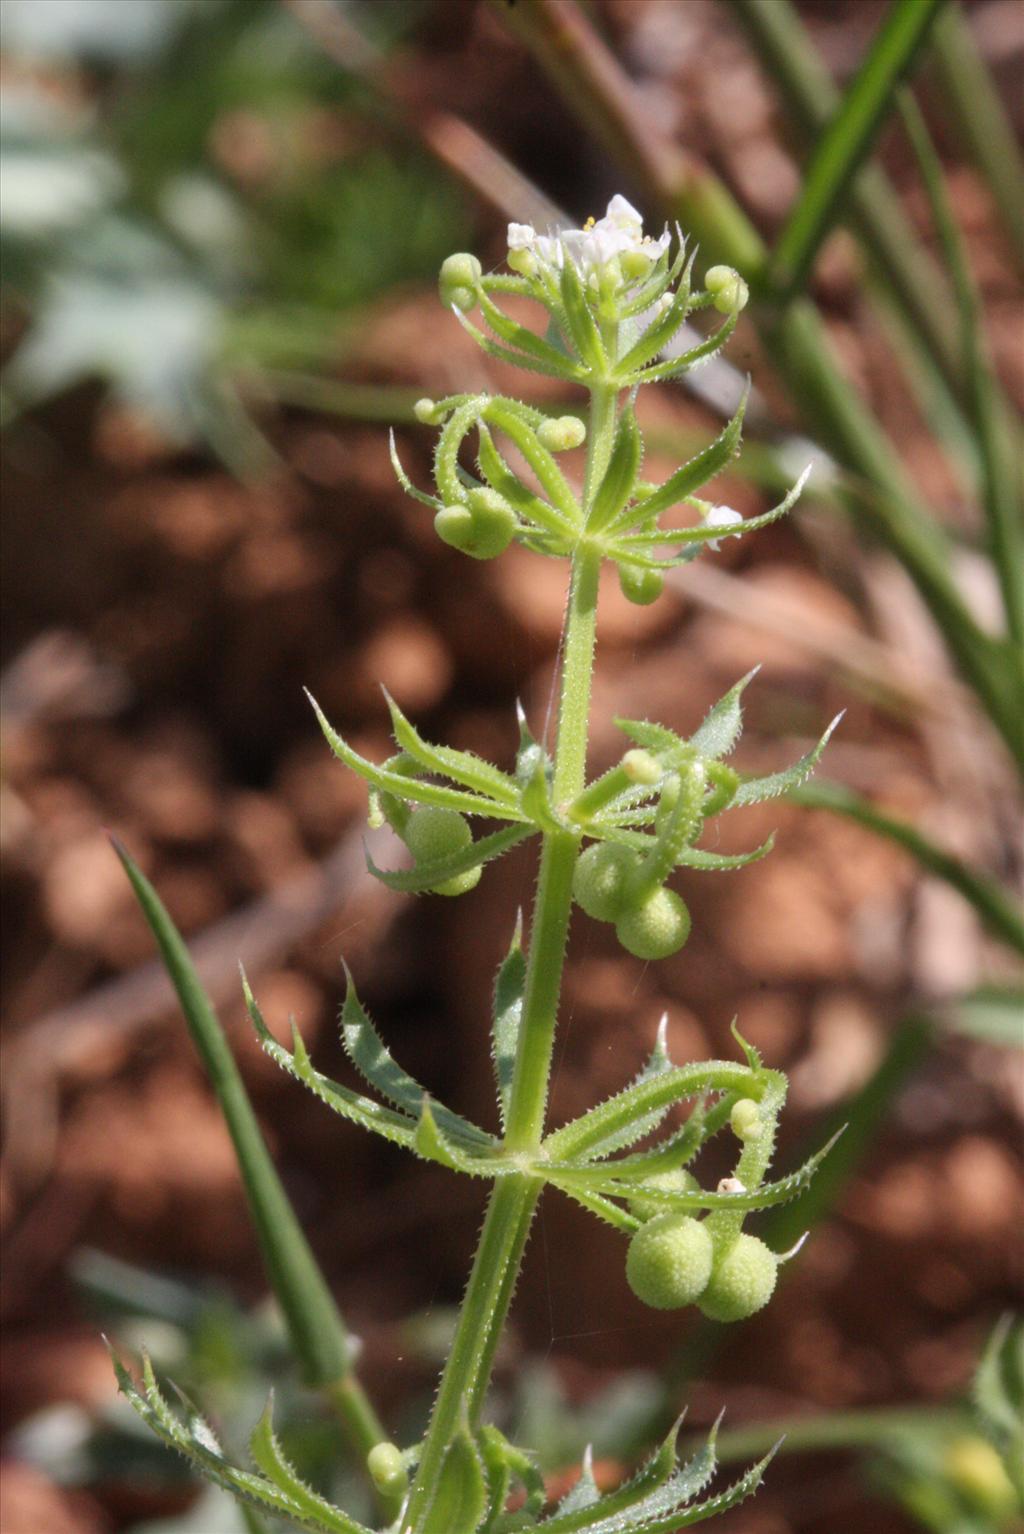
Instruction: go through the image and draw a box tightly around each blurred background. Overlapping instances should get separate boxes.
[1,1,1022,1531]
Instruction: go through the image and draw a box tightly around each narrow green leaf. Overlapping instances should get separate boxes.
[492,915,527,1130]
[540,1420,689,1532]
[556,1183,641,1236]
[973,1315,1024,1444]
[341,972,493,1148]
[308,693,526,823]
[246,987,419,1152]
[631,312,737,384]
[791,779,1024,955]
[614,717,683,754]
[477,285,590,378]
[731,713,842,805]
[578,1129,844,1215]
[112,841,356,1392]
[543,1060,756,1164]
[384,691,522,805]
[520,754,566,833]
[414,1099,505,1176]
[615,252,695,377]
[249,1398,358,1534]
[477,424,575,542]
[367,823,532,896]
[648,1445,780,1529]
[389,431,442,510]
[587,408,643,533]
[453,304,584,383]
[558,256,608,373]
[551,1446,602,1520]
[688,667,760,760]
[484,397,582,526]
[617,464,810,551]
[768,0,945,298]
[420,1423,488,1534]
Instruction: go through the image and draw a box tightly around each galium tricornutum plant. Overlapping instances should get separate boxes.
[115,196,842,1533]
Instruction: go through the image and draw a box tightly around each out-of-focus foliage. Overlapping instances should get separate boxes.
[1,0,468,446]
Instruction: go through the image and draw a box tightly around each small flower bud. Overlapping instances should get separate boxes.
[367,1441,407,1497]
[730,1098,762,1141]
[537,415,586,452]
[628,1167,699,1223]
[626,1213,713,1310]
[698,1233,778,1322]
[705,265,749,314]
[404,806,481,896]
[413,398,438,423]
[716,1176,746,1195]
[622,748,661,785]
[439,252,482,312]
[617,563,663,606]
[507,246,537,276]
[573,842,641,923]
[616,887,691,960]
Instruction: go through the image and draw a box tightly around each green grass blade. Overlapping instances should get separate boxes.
[112,841,399,1518]
[931,3,1024,267]
[769,0,946,299]
[900,93,1024,648]
[791,779,1024,955]
[728,0,962,397]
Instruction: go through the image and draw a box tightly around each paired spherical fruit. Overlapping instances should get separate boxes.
[698,1233,777,1322]
[404,807,480,896]
[439,252,481,312]
[573,842,640,922]
[628,1167,699,1223]
[615,887,691,960]
[434,490,516,560]
[626,1213,713,1310]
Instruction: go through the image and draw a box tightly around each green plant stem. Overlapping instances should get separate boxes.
[401,392,614,1532]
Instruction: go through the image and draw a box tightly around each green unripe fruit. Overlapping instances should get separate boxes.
[464,487,516,558]
[366,1442,407,1497]
[537,415,586,452]
[434,493,515,561]
[573,842,641,922]
[414,397,438,423]
[626,1213,713,1310]
[705,264,749,314]
[404,807,481,897]
[618,563,664,606]
[439,252,482,312]
[628,1167,699,1222]
[730,1098,762,1141]
[698,1234,778,1322]
[434,504,476,553]
[616,887,691,960]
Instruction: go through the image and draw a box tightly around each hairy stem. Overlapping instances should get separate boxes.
[401,388,614,1531]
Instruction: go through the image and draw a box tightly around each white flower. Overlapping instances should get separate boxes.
[508,194,670,278]
[703,503,744,550]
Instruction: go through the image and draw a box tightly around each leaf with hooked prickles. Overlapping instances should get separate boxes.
[688,667,760,760]
[308,693,525,823]
[613,252,694,379]
[732,713,843,805]
[520,754,565,833]
[618,385,748,529]
[587,408,643,533]
[340,971,493,1149]
[419,1422,488,1534]
[414,1099,507,1176]
[477,424,572,544]
[249,1397,358,1534]
[492,915,526,1130]
[477,285,590,378]
[631,311,738,386]
[616,467,811,559]
[384,691,522,804]
[647,1445,781,1530]
[366,823,532,895]
[558,256,608,373]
